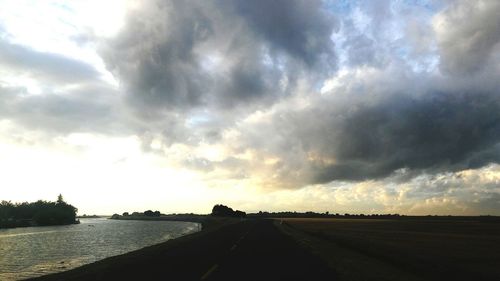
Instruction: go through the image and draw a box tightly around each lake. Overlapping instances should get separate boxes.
[0,218,201,280]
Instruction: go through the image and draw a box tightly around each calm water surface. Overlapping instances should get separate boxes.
[0,218,200,280]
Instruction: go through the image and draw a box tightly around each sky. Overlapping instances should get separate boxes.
[0,0,499,215]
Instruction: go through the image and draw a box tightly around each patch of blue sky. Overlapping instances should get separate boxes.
[398,0,442,12]
[324,0,356,15]
[185,112,213,127]
[326,0,441,75]
[325,0,440,20]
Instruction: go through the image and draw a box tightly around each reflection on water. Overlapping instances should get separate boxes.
[0,218,200,280]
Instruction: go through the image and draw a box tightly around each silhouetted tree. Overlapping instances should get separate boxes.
[212,204,233,216]
[211,204,246,217]
[234,210,246,218]
[0,195,78,228]
[57,194,64,204]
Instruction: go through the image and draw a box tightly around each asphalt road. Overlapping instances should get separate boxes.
[204,219,336,281]
[32,219,337,281]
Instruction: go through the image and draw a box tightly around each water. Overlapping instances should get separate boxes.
[0,218,201,280]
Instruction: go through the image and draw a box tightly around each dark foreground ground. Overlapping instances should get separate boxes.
[29,216,500,281]
[282,217,500,281]
[30,219,336,281]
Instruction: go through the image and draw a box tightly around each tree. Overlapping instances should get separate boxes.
[57,194,64,205]
[1,197,78,228]
[211,204,234,216]
[211,204,246,217]
[234,210,246,218]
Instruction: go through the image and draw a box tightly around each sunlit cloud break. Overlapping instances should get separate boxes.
[0,0,499,215]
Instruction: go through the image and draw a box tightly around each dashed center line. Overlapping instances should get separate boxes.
[237,234,247,243]
[200,264,218,280]
[200,230,250,279]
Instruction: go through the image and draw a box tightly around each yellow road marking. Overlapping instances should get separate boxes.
[200,264,218,280]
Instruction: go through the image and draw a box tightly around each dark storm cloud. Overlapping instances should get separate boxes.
[312,89,500,183]
[101,0,212,111]
[100,0,338,112]
[233,0,337,70]
[0,40,100,84]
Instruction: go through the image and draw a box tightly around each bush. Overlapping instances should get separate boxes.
[0,195,78,228]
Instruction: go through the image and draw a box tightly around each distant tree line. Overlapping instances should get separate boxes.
[211,204,246,217]
[246,211,500,222]
[0,194,78,228]
[111,210,162,219]
[77,214,101,218]
[248,211,403,219]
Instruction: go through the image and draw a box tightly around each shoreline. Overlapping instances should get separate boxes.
[29,216,241,281]
[108,214,238,230]
[0,220,80,230]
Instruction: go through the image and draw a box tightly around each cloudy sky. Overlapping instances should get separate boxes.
[0,0,499,215]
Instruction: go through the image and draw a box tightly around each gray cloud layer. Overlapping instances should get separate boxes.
[0,0,499,196]
[234,0,337,69]
[0,84,129,135]
[0,40,100,85]
[228,66,499,187]
[0,39,130,135]
[100,0,337,113]
[435,0,500,75]
[165,0,500,187]
[314,82,500,182]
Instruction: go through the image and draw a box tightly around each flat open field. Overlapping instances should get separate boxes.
[282,217,500,281]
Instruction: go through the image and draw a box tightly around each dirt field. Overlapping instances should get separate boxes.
[281,217,500,281]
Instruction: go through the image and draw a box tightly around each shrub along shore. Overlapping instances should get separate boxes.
[0,194,78,229]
